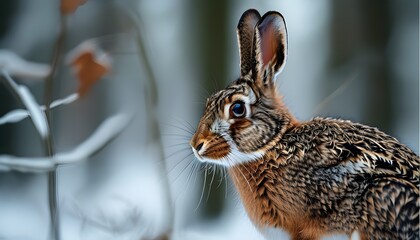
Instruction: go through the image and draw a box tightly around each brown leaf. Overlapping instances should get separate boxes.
[67,41,111,96]
[60,0,87,15]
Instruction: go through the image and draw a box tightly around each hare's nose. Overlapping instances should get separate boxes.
[195,142,204,152]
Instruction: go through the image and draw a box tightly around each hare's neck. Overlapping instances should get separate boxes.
[273,92,299,126]
[228,157,295,229]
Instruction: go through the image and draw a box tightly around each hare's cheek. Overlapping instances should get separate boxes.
[202,137,231,160]
[229,119,261,152]
[231,123,273,153]
[230,118,253,129]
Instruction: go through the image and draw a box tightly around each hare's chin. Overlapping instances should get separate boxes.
[192,146,265,167]
[191,146,204,162]
[221,148,265,167]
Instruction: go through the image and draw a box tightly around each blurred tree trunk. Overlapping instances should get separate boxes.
[0,0,19,155]
[329,0,393,132]
[188,0,230,219]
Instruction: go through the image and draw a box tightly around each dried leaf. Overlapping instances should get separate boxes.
[67,41,111,96]
[60,0,87,15]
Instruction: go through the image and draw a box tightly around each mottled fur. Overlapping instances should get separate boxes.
[230,118,419,239]
[190,9,419,240]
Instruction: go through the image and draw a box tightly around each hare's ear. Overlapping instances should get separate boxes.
[237,9,261,77]
[252,11,287,86]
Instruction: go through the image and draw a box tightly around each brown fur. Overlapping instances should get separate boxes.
[228,115,419,239]
[190,9,420,240]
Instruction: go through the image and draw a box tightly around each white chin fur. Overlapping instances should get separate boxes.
[218,126,265,167]
[218,147,265,167]
[194,117,265,167]
[192,142,265,167]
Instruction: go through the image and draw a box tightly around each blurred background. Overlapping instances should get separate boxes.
[0,0,418,239]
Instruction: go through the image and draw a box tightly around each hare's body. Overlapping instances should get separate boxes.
[190,9,419,240]
[230,117,419,239]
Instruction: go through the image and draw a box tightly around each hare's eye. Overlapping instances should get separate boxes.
[230,101,246,118]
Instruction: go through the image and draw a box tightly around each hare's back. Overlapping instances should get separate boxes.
[282,117,419,182]
[277,117,419,237]
[358,176,419,239]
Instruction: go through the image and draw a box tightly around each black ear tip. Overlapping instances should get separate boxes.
[256,11,287,34]
[259,11,286,24]
[238,9,261,26]
[243,9,261,18]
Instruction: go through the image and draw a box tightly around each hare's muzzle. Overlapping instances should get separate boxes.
[190,126,231,162]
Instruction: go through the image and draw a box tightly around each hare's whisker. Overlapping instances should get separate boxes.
[195,165,208,211]
[164,142,190,149]
[206,165,217,202]
[167,152,193,177]
[173,118,197,133]
[164,123,195,135]
[165,147,192,160]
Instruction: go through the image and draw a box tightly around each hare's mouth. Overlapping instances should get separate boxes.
[190,135,265,167]
[190,137,231,163]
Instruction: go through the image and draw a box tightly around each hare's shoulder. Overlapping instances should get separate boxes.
[274,117,419,182]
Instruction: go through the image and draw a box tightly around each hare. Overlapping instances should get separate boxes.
[190,9,419,240]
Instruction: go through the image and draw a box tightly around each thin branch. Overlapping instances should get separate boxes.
[0,93,79,125]
[0,109,28,125]
[0,113,132,173]
[43,14,67,240]
[50,93,79,108]
[0,50,50,79]
[0,70,50,139]
[18,86,50,138]
[56,113,132,164]
[44,16,67,119]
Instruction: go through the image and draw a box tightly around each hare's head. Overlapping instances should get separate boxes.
[190,9,295,167]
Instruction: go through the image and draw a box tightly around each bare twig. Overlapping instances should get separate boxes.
[0,50,50,79]
[0,113,132,172]
[0,93,79,125]
[44,16,67,119]
[0,70,50,139]
[43,14,67,240]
